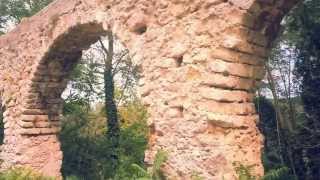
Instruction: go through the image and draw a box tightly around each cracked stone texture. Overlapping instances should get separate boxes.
[0,0,300,179]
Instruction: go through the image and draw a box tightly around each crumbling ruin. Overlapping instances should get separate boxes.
[0,0,300,179]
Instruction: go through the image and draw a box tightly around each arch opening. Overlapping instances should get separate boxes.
[23,21,148,179]
[255,1,320,179]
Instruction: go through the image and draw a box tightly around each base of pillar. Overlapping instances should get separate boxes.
[0,134,62,178]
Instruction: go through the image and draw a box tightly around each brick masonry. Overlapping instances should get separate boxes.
[0,0,300,179]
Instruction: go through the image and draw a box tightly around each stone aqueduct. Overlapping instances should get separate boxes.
[0,0,301,179]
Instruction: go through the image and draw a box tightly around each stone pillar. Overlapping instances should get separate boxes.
[142,43,265,180]
[0,82,63,177]
[141,1,268,180]
[0,71,64,177]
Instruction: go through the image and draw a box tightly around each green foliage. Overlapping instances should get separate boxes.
[279,1,320,179]
[0,0,52,23]
[255,97,285,171]
[127,150,168,180]
[64,176,80,180]
[190,172,205,180]
[262,167,297,180]
[0,0,53,34]
[63,36,141,178]
[234,162,296,180]
[60,99,149,179]
[151,150,168,180]
[129,164,151,179]
[233,162,257,180]
[257,1,320,179]
[112,118,149,179]
[255,96,303,179]
[0,168,54,180]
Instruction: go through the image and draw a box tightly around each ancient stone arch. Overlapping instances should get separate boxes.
[0,0,301,179]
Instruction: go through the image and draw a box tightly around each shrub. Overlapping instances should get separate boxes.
[233,162,297,180]
[128,150,168,180]
[0,168,55,180]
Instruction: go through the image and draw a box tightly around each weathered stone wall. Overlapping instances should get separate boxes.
[0,0,300,179]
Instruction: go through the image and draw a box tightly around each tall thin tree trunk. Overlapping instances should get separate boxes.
[276,52,295,131]
[266,63,297,177]
[100,31,120,177]
[266,63,285,165]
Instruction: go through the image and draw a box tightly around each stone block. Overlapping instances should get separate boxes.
[18,121,34,128]
[40,127,61,134]
[199,87,253,102]
[200,72,255,90]
[21,114,49,122]
[196,100,256,115]
[22,108,48,115]
[20,128,41,135]
[211,47,265,66]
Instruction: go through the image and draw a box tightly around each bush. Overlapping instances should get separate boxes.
[262,167,297,180]
[127,150,168,180]
[0,168,55,180]
[60,99,149,179]
[234,162,297,180]
[233,162,257,180]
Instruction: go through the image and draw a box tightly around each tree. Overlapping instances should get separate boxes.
[257,1,320,179]
[258,0,320,179]
[255,96,281,171]
[63,32,140,178]
[0,0,53,34]
[61,94,148,179]
[100,31,120,176]
[286,1,320,179]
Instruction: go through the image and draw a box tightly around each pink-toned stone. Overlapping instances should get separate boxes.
[0,0,301,179]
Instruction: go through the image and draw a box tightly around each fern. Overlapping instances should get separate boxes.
[131,164,151,179]
[65,175,80,180]
[233,162,257,180]
[262,167,296,180]
[130,150,168,180]
[233,163,297,180]
[152,150,168,180]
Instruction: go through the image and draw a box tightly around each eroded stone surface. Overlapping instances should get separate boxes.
[0,0,300,179]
